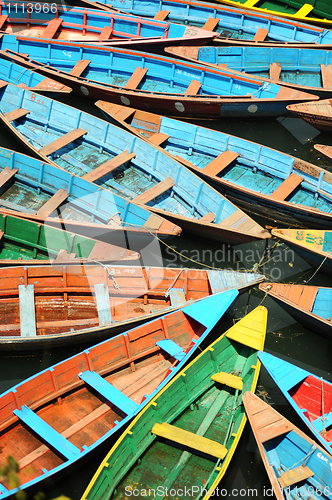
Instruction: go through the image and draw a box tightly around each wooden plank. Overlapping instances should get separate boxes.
[94,283,112,326]
[294,3,314,18]
[153,10,169,20]
[69,60,91,77]
[269,62,281,81]
[53,249,76,263]
[278,466,314,488]
[253,28,268,42]
[202,151,239,176]
[244,0,259,6]
[39,128,87,156]
[19,285,37,338]
[298,286,318,311]
[5,108,30,122]
[152,422,228,459]
[169,288,186,307]
[321,64,332,89]
[0,167,18,188]
[36,189,69,217]
[79,370,139,414]
[13,405,80,460]
[202,17,220,31]
[185,79,201,95]
[156,338,185,361]
[199,212,215,223]
[0,15,8,30]
[82,151,136,183]
[132,177,175,204]
[211,372,243,390]
[99,26,112,41]
[143,213,163,230]
[123,67,148,90]
[149,132,169,146]
[42,18,63,39]
[271,173,304,201]
[38,127,83,154]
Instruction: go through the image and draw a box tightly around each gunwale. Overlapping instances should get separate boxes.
[0,290,238,498]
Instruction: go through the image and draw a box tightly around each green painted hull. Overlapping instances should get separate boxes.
[83,306,267,500]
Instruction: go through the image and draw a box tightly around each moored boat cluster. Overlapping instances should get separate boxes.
[0,0,332,498]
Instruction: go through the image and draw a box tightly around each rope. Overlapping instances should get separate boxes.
[303,253,330,285]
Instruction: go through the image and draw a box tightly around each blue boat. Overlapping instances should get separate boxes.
[258,351,332,457]
[260,282,332,338]
[0,34,318,119]
[0,2,217,50]
[80,0,332,48]
[0,81,271,245]
[244,391,332,500]
[0,290,238,498]
[166,45,332,99]
[97,101,332,229]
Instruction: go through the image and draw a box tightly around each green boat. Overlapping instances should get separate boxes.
[82,305,267,500]
[0,211,139,265]
[216,0,332,28]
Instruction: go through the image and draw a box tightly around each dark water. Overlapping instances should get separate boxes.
[1,93,332,500]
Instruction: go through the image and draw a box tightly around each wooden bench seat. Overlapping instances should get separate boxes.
[199,212,216,223]
[79,370,139,415]
[42,18,63,39]
[271,173,303,201]
[133,177,175,204]
[36,189,69,217]
[151,422,228,459]
[321,64,332,89]
[185,79,202,96]
[253,28,268,42]
[19,284,37,337]
[202,17,220,31]
[270,62,281,81]
[169,288,187,307]
[69,60,91,77]
[99,26,112,41]
[83,150,136,183]
[202,151,239,176]
[94,283,112,326]
[4,108,29,122]
[153,10,169,21]
[143,213,163,230]
[211,372,243,391]
[294,3,314,18]
[149,132,170,146]
[123,67,148,90]
[278,466,314,489]
[0,166,18,188]
[156,338,185,361]
[0,15,8,30]
[39,128,87,156]
[13,405,81,460]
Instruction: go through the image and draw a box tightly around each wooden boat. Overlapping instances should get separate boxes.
[210,0,332,28]
[0,2,217,51]
[259,282,332,338]
[0,211,140,266]
[315,144,332,164]
[0,147,180,250]
[257,351,332,456]
[0,83,270,246]
[79,0,332,49]
[287,99,332,132]
[0,290,238,499]
[0,36,319,119]
[0,51,71,93]
[81,305,267,500]
[0,264,265,351]
[97,101,332,229]
[243,391,332,500]
[166,45,332,99]
[271,228,332,275]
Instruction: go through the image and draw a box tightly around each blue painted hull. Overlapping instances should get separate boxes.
[0,34,318,119]
[83,0,332,47]
[0,290,238,498]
